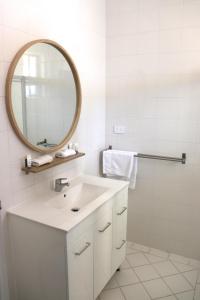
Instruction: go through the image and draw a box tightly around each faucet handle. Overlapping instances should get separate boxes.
[58,178,70,186]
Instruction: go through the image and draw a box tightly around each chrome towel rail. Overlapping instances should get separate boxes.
[106,146,186,164]
[135,153,186,164]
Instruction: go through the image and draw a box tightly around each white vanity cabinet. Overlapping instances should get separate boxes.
[94,201,113,298]
[112,188,128,273]
[67,215,94,300]
[8,183,128,300]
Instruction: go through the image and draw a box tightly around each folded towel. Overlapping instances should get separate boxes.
[55,148,76,158]
[103,150,138,189]
[31,155,53,167]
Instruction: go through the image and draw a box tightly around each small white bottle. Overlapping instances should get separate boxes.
[25,154,32,168]
[73,143,79,153]
[68,143,73,149]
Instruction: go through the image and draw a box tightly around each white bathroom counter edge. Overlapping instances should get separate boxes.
[7,175,129,233]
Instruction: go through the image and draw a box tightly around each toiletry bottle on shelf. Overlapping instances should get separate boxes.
[68,143,73,149]
[25,154,32,168]
[73,143,79,153]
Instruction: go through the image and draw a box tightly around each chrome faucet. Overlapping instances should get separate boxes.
[55,178,70,192]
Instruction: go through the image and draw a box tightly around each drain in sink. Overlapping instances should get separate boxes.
[71,207,80,212]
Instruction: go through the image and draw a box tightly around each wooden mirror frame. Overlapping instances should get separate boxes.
[6,39,82,153]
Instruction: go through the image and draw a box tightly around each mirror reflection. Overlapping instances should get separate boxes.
[11,43,77,149]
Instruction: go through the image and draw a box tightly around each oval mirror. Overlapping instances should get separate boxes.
[6,39,81,153]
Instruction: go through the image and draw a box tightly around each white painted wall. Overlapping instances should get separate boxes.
[0,1,106,299]
[106,0,200,260]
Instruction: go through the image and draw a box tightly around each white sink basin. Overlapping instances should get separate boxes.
[47,183,108,211]
[7,175,128,232]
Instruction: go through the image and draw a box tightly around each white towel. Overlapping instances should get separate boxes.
[31,155,53,167]
[103,150,138,189]
[55,148,76,158]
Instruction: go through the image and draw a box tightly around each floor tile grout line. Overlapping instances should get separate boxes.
[114,260,157,299]
[103,285,195,300]
[127,249,192,267]
[181,270,198,290]
[126,260,199,285]
[193,269,200,300]
[128,242,200,268]
[143,272,175,300]
[102,280,198,297]
[102,244,200,300]
[126,260,151,268]
[140,281,154,299]
[162,269,197,290]
[115,262,143,287]
[134,262,161,281]
[169,259,200,273]
[144,253,168,264]
[110,266,195,297]
[175,289,195,296]
[169,257,199,268]
[108,274,196,292]
[126,252,200,280]
[117,266,156,300]
[162,259,199,290]
[119,286,128,300]
[111,256,197,297]
[162,275,194,297]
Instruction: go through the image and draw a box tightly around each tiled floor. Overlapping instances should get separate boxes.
[97,242,200,300]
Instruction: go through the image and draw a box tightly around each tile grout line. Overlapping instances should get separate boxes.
[102,244,200,300]
[193,268,200,300]
[127,248,200,273]
[114,263,194,299]
[119,286,127,300]
[163,259,198,290]
[127,258,199,284]
[129,242,200,268]
[122,252,197,297]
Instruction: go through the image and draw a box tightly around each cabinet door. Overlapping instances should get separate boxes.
[112,188,128,273]
[67,227,94,300]
[94,201,113,299]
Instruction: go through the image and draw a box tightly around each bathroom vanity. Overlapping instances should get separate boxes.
[7,175,128,300]
[6,40,128,300]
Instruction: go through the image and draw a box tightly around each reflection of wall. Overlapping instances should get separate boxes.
[106,0,200,260]
[0,1,105,299]
[14,44,76,146]
[24,72,76,146]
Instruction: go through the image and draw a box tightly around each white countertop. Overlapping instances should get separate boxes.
[7,175,129,232]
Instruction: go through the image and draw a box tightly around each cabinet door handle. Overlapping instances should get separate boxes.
[117,207,127,216]
[74,242,91,256]
[98,222,112,233]
[116,240,126,250]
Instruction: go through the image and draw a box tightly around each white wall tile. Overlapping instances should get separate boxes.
[158,2,183,29]
[159,30,181,53]
[183,0,200,28]
[2,27,33,62]
[107,0,139,16]
[138,7,159,33]
[107,12,139,37]
[0,62,9,97]
[107,35,138,57]
[182,28,200,51]
[138,32,159,54]
[106,0,200,264]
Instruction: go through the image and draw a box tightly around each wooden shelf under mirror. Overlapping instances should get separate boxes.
[22,152,85,174]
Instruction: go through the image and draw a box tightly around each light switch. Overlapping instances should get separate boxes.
[113,125,126,134]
